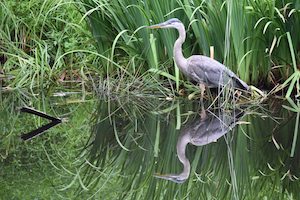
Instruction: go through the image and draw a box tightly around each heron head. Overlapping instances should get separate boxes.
[148,18,183,30]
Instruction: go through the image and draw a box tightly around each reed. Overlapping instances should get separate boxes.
[78,0,299,89]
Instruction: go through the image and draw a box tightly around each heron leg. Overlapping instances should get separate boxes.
[199,83,207,119]
[233,90,242,102]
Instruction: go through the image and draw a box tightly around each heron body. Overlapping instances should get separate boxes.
[149,18,249,91]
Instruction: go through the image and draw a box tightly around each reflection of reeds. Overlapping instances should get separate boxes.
[79,99,299,199]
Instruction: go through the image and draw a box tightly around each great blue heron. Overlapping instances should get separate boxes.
[148,18,249,99]
[154,109,245,183]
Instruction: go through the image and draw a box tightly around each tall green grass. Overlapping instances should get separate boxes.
[78,0,299,89]
[2,0,299,99]
[0,0,95,92]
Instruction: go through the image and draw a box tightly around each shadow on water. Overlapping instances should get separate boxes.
[1,92,300,199]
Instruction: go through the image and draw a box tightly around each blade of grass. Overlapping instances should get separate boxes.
[290,111,299,157]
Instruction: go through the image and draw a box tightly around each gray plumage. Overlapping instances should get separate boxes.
[149,18,249,91]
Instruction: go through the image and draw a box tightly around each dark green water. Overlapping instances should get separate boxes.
[0,92,299,199]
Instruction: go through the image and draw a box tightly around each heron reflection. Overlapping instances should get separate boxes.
[154,109,245,183]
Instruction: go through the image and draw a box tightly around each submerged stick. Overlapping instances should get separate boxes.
[19,107,63,141]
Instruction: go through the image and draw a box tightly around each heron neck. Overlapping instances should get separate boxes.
[176,132,191,178]
[173,25,188,74]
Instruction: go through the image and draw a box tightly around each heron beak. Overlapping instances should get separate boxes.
[148,24,162,29]
[148,22,166,29]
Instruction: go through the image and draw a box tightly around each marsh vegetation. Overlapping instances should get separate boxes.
[1,0,300,199]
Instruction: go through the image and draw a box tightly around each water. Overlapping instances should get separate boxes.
[0,91,299,199]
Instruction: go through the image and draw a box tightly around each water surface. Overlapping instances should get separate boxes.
[0,92,299,199]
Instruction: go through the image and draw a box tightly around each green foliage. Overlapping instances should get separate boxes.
[1,0,299,98]
[1,1,300,199]
[78,0,300,87]
[0,0,94,91]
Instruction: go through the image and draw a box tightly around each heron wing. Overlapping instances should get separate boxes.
[187,55,226,87]
[187,55,249,90]
[186,109,245,146]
